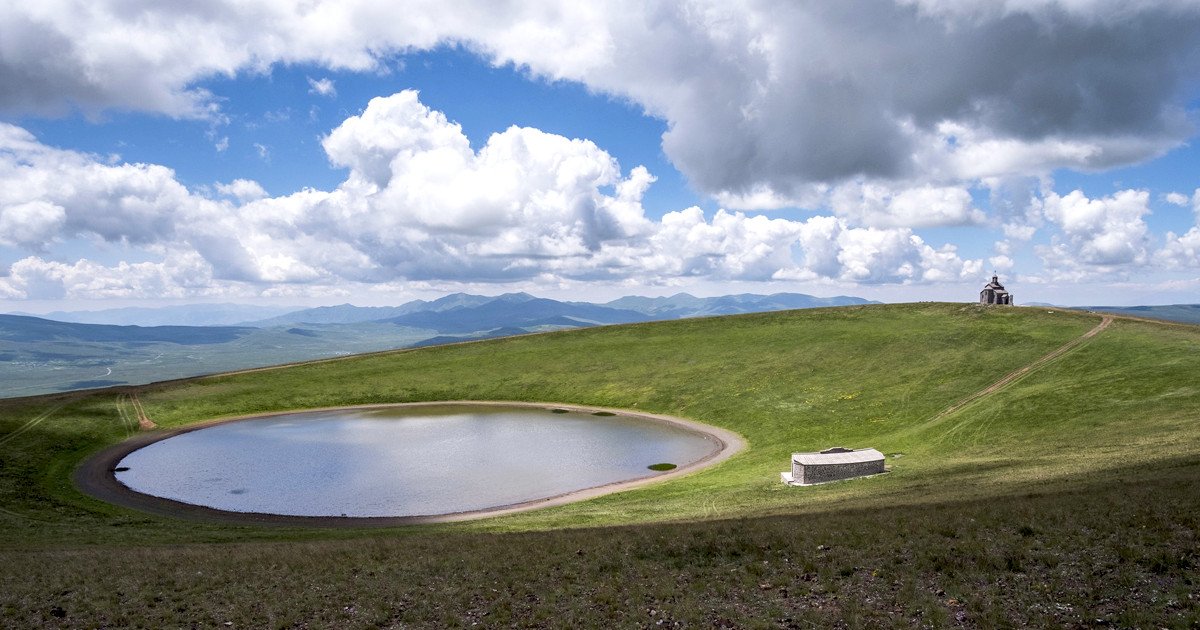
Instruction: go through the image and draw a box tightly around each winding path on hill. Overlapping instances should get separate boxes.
[904,313,1113,436]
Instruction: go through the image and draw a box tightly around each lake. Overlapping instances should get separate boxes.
[113,404,722,518]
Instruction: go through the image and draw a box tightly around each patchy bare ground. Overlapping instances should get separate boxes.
[2,457,1197,628]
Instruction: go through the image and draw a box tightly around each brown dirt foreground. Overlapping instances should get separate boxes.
[73,401,746,528]
[7,456,1199,629]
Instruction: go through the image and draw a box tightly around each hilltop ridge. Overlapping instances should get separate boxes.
[0,291,877,397]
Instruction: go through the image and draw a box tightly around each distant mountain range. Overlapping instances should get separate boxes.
[10,303,299,327]
[0,291,877,398]
[0,314,254,344]
[1069,304,1200,325]
[245,293,499,326]
[377,294,650,334]
[7,293,1199,398]
[2,286,873,396]
[240,291,879,330]
[0,318,432,399]
[10,291,879,329]
[605,292,875,319]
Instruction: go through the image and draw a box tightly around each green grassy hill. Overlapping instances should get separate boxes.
[1,303,1197,627]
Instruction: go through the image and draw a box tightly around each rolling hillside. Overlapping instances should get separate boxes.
[0,314,253,344]
[0,303,1197,627]
[0,316,434,398]
[1,291,877,397]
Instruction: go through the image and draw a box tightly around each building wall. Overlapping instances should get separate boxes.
[796,459,885,484]
[980,289,1013,305]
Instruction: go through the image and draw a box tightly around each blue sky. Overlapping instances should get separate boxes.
[2,2,1199,311]
[18,47,703,218]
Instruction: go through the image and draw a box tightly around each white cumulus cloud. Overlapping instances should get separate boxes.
[829,182,984,229]
[0,92,989,300]
[0,253,214,300]
[0,0,1196,208]
[307,77,337,97]
[0,200,65,249]
[1157,227,1200,269]
[1164,191,1190,206]
[1036,189,1153,279]
[215,179,268,202]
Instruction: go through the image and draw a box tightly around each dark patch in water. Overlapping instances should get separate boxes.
[111,466,130,472]
[648,463,677,471]
[591,411,616,417]
[550,408,569,414]
[229,488,248,495]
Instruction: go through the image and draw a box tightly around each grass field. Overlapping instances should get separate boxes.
[1,303,1197,627]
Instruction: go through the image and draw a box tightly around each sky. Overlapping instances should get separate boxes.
[2,1,1200,312]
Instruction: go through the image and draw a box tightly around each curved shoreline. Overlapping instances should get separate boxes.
[74,401,746,528]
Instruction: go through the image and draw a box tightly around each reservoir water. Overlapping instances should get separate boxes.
[114,404,720,518]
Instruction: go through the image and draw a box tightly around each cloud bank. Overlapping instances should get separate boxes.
[0,92,986,299]
[2,0,1198,207]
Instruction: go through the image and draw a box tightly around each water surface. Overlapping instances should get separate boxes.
[115,405,718,517]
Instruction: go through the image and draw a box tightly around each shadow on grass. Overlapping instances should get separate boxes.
[2,454,1197,628]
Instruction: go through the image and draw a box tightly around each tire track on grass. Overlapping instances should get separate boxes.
[129,393,157,430]
[902,314,1113,438]
[0,401,71,449]
[0,401,74,523]
[114,394,137,435]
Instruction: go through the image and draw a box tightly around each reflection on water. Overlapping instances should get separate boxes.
[115,405,718,517]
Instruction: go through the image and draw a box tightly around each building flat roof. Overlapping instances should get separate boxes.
[792,448,884,465]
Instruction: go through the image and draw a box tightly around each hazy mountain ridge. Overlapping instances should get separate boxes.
[381,294,650,334]
[10,291,880,330]
[1070,304,1200,325]
[0,314,254,345]
[1,291,876,397]
[244,293,501,326]
[249,291,878,328]
[247,303,423,326]
[11,304,299,327]
[0,319,434,398]
[5,296,1196,399]
[610,292,877,318]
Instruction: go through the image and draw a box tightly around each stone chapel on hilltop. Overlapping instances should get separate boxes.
[979,274,1013,305]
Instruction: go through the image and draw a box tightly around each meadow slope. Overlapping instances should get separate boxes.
[0,303,1197,627]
